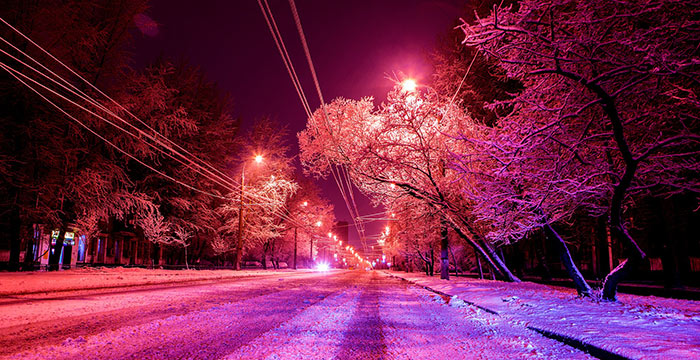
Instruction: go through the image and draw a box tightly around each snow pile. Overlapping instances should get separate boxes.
[381,285,592,359]
[383,271,700,359]
[0,267,303,296]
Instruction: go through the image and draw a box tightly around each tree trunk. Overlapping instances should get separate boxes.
[7,205,21,272]
[476,253,484,279]
[293,227,298,270]
[440,220,450,280]
[602,223,645,300]
[544,223,592,297]
[429,248,435,276]
[446,216,520,282]
[602,162,646,301]
[184,246,189,270]
[261,243,268,270]
[24,235,35,271]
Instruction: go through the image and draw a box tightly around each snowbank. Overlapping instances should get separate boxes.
[381,271,700,360]
[0,267,305,296]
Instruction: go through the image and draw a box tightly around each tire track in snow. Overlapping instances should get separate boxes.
[1,272,357,360]
[335,271,387,360]
[222,287,361,359]
[0,274,331,356]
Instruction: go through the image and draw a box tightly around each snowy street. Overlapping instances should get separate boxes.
[0,270,592,359]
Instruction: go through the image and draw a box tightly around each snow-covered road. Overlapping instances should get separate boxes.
[0,270,593,359]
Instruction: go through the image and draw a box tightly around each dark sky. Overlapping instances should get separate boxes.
[132,0,465,248]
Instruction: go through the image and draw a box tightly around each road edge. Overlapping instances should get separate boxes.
[380,271,632,360]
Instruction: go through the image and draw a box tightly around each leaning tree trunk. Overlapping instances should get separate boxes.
[476,254,484,279]
[544,223,592,297]
[440,220,450,280]
[602,162,646,301]
[602,203,646,301]
[447,218,520,282]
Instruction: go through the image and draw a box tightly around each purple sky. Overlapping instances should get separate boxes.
[133,0,465,248]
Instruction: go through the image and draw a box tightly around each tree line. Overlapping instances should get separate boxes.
[0,0,334,272]
[298,0,700,301]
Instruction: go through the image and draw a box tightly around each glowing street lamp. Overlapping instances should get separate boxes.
[236,154,263,270]
[401,78,417,93]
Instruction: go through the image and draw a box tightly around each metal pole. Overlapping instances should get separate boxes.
[236,166,245,270]
[293,227,298,270]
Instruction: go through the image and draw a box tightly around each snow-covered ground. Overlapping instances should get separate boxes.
[382,270,700,359]
[0,268,596,359]
[0,267,293,295]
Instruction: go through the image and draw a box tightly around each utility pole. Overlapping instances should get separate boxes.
[234,155,263,270]
[235,167,245,270]
[293,227,298,270]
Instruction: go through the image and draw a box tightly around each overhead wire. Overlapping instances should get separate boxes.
[0,21,307,229]
[284,0,370,251]
[257,0,369,247]
[0,17,242,193]
[0,62,227,200]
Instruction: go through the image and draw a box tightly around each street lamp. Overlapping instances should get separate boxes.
[235,155,263,270]
[401,78,417,93]
[293,199,308,271]
[311,220,322,262]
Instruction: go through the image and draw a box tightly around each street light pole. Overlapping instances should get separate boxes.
[235,155,263,270]
[293,226,298,270]
[235,165,245,270]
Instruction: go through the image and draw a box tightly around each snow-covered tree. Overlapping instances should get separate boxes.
[117,59,239,264]
[216,118,297,269]
[0,0,149,270]
[283,178,335,269]
[459,0,700,300]
[299,85,520,282]
[454,122,597,295]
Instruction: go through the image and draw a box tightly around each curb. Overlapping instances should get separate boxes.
[527,326,631,360]
[0,272,285,297]
[382,271,632,360]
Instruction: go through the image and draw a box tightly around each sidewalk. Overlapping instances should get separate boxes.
[381,270,700,360]
[0,267,305,296]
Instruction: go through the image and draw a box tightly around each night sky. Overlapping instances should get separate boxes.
[132,0,465,247]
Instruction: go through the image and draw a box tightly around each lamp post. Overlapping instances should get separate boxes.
[311,221,321,262]
[235,155,263,270]
[293,201,308,270]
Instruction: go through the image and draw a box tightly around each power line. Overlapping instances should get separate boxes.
[285,0,370,252]
[257,0,370,247]
[0,21,307,229]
